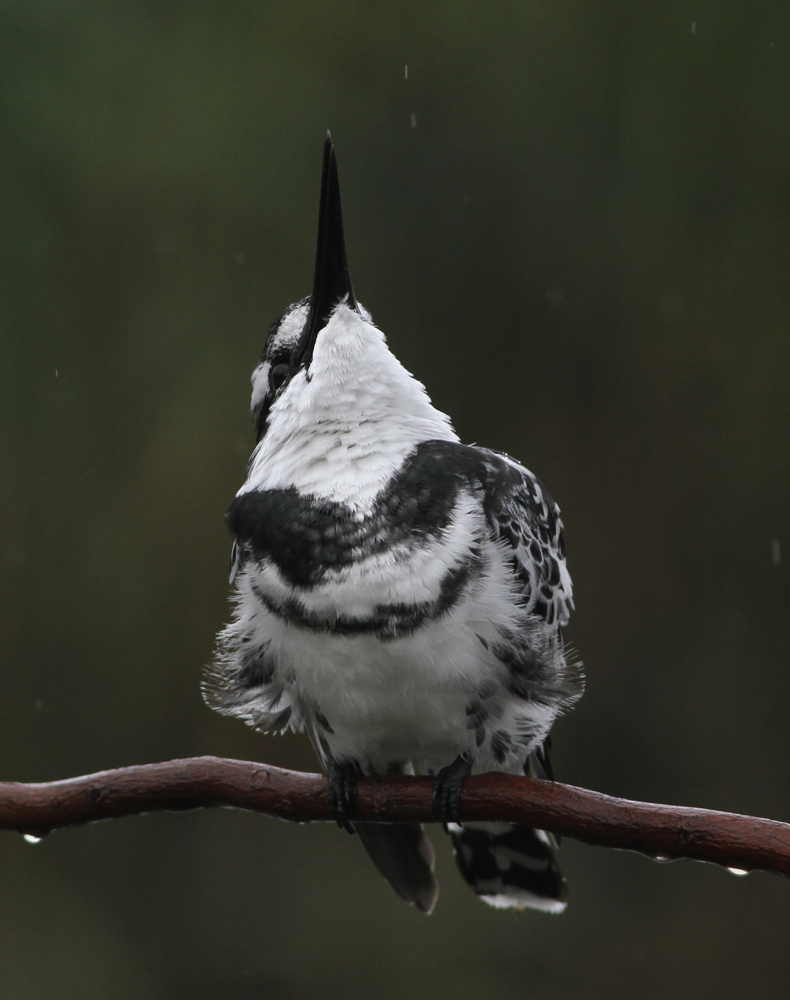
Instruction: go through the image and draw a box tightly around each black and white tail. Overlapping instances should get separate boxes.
[450,748,567,912]
[450,822,567,912]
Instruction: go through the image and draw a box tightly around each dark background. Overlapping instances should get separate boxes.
[2,2,789,997]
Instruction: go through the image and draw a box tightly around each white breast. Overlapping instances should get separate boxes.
[235,529,555,774]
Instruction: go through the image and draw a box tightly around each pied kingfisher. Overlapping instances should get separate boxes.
[205,134,583,914]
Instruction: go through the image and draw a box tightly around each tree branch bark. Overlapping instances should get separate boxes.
[1,756,788,878]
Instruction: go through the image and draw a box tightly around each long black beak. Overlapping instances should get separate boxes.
[297,133,357,369]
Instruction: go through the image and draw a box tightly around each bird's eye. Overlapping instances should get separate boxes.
[269,363,290,392]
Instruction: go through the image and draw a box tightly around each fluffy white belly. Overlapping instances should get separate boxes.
[271,611,493,770]
[212,528,564,775]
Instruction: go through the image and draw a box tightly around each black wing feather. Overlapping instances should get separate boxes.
[478,449,573,627]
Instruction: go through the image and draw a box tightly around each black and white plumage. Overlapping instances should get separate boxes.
[205,134,583,914]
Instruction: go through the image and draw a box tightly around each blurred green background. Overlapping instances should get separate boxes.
[1,1,789,997]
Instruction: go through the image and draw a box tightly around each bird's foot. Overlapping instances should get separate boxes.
[432,753,473,830]
[328,760,361,834]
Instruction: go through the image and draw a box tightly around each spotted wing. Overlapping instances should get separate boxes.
[479,449,573,628]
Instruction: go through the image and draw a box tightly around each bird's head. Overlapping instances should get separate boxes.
[249,134,455,451]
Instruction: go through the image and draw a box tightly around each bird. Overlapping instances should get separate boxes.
[205,133,583,915]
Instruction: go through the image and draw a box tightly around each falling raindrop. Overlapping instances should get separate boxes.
[771,537,781,568]
[410,113,417,129]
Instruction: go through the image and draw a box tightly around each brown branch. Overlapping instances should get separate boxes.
[1,756,788,878]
